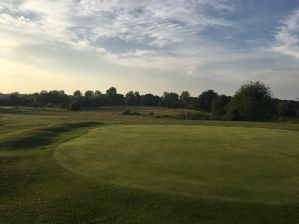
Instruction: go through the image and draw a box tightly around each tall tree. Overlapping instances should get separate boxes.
[226,81,274,117]
[195,90,218,112]
[84,90,94,97]
[125,91,135,107]
[73,90,82,98]
[106,87,117,105]
[211,94,231,115]
[161,92,179,107]
[95,90,102,96]
[180,91,190,106]
[134,91,141,106]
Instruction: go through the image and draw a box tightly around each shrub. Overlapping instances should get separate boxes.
[174,110,211,120]
[122,110,130,115]
[57,103,66,109]
[129,111,140,115]
[149,111,154,115]
[226,108,240,121]
[45,103,54,108]
[277,102,297,117]
[69,100,81,111]
[172,102,179,109]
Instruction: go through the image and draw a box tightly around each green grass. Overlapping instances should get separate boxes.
[55,125,299,203]
[1,106,299,223]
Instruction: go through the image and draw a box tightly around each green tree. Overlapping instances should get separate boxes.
[106,87,117,105]
[211,94,231,115]
[125,91,135,107]
[180,91,190,106]
[73,90,82,98]
[82,97,92,108]
[140,94,161,106]
[226,81,274,118]
[134,91,141,106]
[195,90,218,112]
[161,92,179,108]
[84,90,94,97]
[69,100,81,111]
[95,90,102,96]
[277,102,297,117]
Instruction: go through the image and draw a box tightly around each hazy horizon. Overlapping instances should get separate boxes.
[1,0,299,100]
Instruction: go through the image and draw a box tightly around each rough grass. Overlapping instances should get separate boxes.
[1,106,299,223]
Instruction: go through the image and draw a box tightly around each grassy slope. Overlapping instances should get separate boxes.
[1,107,299,223]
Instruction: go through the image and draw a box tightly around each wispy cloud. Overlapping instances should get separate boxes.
[0,0,235,70]
[271,10,299,59]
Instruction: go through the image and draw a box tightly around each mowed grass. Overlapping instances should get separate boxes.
[55,125,299,203]
[1,106,299,223]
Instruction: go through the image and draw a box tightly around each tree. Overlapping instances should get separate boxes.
[95,90,102,96]
[211,94,231,115]
[226,81,274,117]
[73,90,82,98]
[69,100,81,111]
[106,87,117,105]
[84,90,94,97]
[82,97,92,108]
[134,91,141,106]
[180,91,190,106]
[125,91,135,107]
[161,92,179,108]
[140,94,161,106]
[278,102,297,117]
[195,90,218,112]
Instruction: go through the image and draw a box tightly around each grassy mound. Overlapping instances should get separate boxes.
[55,125,299,203]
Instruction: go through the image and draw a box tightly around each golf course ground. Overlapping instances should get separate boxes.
[1,106,299,223]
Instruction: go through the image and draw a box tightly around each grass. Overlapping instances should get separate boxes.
[1,106,299,223]
[55,125,299,203]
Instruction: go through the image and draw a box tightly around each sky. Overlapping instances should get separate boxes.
[0,0,299,100]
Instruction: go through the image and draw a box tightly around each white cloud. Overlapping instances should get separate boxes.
[271,10,299,59]
[0,0,235,70]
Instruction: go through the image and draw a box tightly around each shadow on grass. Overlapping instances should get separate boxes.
[0,122,102,150]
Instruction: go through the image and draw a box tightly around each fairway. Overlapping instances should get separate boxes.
[55,125,299,203]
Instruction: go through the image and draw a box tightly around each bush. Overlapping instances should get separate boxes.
[45,103,54,108]
[149,111,154,115]
[129,111,140,115]
[57,103,66,109]
[172,102,179,109]
[69,100,81,111]
[174,110,211,120]
[122,110,130,115]
[277,102,297,117]
[226,108,240,121]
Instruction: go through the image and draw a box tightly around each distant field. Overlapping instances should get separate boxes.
[1,106,299,223]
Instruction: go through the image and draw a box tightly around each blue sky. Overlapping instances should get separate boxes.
[0,0,299,100]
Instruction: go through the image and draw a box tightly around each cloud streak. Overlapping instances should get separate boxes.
[271,10,299,59]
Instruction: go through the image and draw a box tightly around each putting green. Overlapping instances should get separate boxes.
[55,125,299,203]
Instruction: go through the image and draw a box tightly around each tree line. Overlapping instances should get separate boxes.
[0,81,298,120]
[0,87,161,110]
